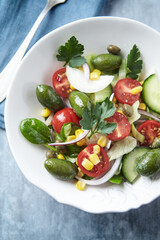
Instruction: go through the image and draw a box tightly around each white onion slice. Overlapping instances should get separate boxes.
[44,112,54,126]
[66,65,114,93]
[82,62,90,80]
[48,130,89,146]
[76,157,122,185]
[138,110,160,122]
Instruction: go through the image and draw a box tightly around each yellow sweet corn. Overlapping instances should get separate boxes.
[97,136,107,148]
[57,154,65,160]
[70,85,76,90]
[75,129,86,146]
[117,109,124,115]
[90,69,101,80]
[89,154,100,165]
[131,86,143,94]
[66,135,76,141]
[139,80,144,85]
[41,108,51,117]
[75,129,84,137]
[139,102,147,111]
[82,158,94,170]
[76,159,79,166]
[113,96,117,104]
[77,139,86,146]
[93,145,100,154]
[76,180,86,190]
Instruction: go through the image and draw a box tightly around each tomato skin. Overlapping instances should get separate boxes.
[137,120,160,146]
[77,144,109,177]
[52,108,80,134]
[114,78,141,105]
[52,67,72,98]
[105,112,131,141]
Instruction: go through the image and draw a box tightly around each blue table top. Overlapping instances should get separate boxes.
[1,0,160,239]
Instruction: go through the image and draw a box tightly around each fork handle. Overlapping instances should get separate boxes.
[0,4,52,103]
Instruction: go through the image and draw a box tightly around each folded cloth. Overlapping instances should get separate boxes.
[0,0,105,129]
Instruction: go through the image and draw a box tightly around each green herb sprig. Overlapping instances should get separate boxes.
[56,36,86,68]
[127,44,143,79]
[80,98,117,139]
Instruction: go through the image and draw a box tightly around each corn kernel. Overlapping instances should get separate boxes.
[97,136,107,148]
[82,158,94,170]
[76,180,86,190]
[131,86,143,94]
[41,108,51,117]
[117,109,124,115]
[66,135,76,141]
[77,167,84,177]
[139,80,144,85]
[76,138,86,146]
[139,102,147,111]
[90,154,100,165]
[75,129,84,137]
[57,154,65,160]
[70,85,76,90]
[113,96,117,104]
[76,159,79,166]
[90,69,101,80]
[93,145,100,154]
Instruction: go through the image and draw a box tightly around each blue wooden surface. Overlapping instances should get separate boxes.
[1,0,160,239]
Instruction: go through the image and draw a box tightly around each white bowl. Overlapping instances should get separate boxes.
[5,17,160,213]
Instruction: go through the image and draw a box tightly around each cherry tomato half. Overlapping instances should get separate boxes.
[52,67,72,98]
[137,120,160,146]
[114,78,141,105]
[105,112,131,141]
[52,108,80,134]
[77,144,109,177]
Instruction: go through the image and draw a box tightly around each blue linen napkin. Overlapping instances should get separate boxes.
[0,0,105,129]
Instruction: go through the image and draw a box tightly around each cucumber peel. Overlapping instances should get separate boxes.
[122,147,150,183]
[142,74,160,114]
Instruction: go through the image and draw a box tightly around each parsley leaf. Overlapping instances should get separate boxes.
[80,98,117,138]
[127,44,143,79]
[97,121,117,135]
[56,36,86,68]
[79,107,93,130]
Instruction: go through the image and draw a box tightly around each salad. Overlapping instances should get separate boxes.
[20,36,160,190]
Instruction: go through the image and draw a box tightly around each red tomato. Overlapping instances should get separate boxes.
[105,112,131,141]
[77,144,109,177]
[52,108,80,134]
[52,67,72,98]
[114,78,141,105]
[137,120,160,146]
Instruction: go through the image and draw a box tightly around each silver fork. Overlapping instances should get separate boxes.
[0,0,66,103]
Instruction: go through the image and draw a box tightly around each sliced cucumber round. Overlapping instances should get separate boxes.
[90,84,112,104]
[142,74,160,114]
[122,147,150,183]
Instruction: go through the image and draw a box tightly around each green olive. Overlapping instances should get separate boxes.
[46,149,57,159]
[107,44,121,55]
[36,84,64,112]
[136,148,160,177]
[69,91,91,117]
[92,54,122,72]
[55,145,67,154]
[44,158,78,180]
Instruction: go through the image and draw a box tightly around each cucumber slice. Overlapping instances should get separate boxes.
[90,84,112,104]
[142,74,160,114]
[122,147,150,183]
[86,54,97,71]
